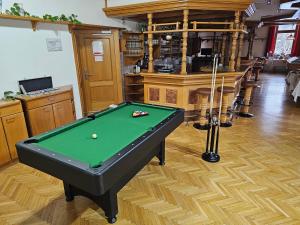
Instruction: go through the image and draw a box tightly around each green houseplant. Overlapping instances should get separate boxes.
[5,3,81,24]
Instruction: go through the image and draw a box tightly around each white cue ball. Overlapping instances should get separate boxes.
[92,133,98,139]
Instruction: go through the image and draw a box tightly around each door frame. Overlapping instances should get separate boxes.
[71,28,123,116]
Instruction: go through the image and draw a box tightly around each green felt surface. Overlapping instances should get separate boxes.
[34,103,176,167]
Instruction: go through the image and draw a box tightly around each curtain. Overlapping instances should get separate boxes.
[291,25,300,56]
[265,25,278,56]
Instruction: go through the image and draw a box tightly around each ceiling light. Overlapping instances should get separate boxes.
[245,3,256,17]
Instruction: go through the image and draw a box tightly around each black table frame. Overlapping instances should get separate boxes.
[16,102,184,223]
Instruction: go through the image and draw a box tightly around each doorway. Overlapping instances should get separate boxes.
[72,29,123,115]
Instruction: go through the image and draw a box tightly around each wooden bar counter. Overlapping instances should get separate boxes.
[103,0,254,114]
[142,70,245,111]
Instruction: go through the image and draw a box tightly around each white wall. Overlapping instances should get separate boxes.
[0,0,137,119]
[242,26,269,58]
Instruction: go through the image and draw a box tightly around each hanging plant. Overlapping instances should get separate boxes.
[68,14,81,24]
[5,3,81,24]
[5,3,30,17]
[43,14,59,22]
[60,14,68,22]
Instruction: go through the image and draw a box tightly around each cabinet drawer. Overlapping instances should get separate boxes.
[25,91,73,110]
[2,113,28,159]
[0,103,22,118]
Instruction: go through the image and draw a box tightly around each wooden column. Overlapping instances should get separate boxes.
[236,23,245,70]
[147,13,154,73]
[247,27,255,59]
[181,9,189,75]
[229,11,240,71]
[221,33,226,66]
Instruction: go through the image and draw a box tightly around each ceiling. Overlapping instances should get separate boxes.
[247,0,300,21]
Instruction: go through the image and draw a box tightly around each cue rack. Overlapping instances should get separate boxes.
[201,54,225,163]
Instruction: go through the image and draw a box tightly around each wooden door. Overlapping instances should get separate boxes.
[2,113,28,159]
[0,121,11,165]
[53,100,75,128]
[76,31,122,114]
[27,105,56,136]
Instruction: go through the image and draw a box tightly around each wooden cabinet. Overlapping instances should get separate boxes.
[53,100,75,127]
[27,105,56,135]
[124,74,144,102]
[2,113,28,159]
[0,122,11,165]
[0,100,28,165]
[121,32,144,65]
[121,32,145,102]
[17,86,76,136]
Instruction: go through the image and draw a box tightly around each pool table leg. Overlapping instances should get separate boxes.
[63,181,118,224]
[158,140,165,166]
[101,189,118,224]
[63,182,74,201]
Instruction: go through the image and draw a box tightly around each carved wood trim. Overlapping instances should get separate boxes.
[104,0,254,17]
[149,88,160,101]
[166,89,177,104]
[189,90,198,104]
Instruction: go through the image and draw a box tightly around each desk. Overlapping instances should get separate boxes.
[16,102,184,223]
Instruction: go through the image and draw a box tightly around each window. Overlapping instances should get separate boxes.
[278,24,296,31]
[274,25,297,55]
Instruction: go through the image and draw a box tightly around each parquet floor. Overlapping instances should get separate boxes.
[1,73,300,225]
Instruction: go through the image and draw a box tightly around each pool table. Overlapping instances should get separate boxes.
[16,102,184,223]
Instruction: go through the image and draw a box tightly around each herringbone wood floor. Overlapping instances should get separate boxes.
[1,73,300,225]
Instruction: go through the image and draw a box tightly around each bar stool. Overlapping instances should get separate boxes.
[245,67,253,80]
[238,81,258,118]
[253,65,263,81]
[217,86,235,127]
[193,88,211,130]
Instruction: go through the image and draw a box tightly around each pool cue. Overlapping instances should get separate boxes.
[202,54,221,163]
[205,113,211,153]
[209,56,218,154]
[205,56,216,153]
[205,54,218,154]
[215,76,225,155]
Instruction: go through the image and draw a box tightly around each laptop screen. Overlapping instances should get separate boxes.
[19,77,53,93]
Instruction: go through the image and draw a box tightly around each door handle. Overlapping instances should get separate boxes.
[84,71,89,80]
